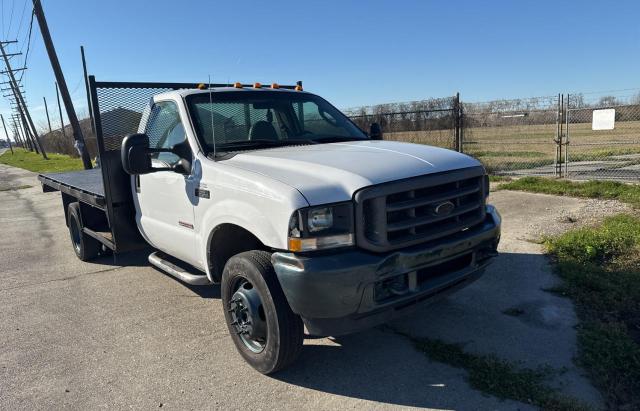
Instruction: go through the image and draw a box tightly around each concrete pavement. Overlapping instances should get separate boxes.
[0,163,603,410]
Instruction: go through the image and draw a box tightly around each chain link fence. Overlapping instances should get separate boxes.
[565,91,640,180]
[35,84,640,182]
[345,96,460,150]
[348,89,640,182]
[461,96,561,176]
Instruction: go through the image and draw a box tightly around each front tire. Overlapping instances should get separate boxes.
[221,250,303,374]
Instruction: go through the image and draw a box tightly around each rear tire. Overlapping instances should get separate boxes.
[222,250,303,374]
[68,203,101,261]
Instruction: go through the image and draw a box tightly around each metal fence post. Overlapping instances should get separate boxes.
[459,93,464,153]
[554,94,561,177]
[454,92,461,152]
[564,94,570,178]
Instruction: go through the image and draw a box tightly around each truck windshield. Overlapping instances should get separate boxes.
[185,91,368,154]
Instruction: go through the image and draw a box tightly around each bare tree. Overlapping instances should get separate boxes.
[598,96,618,107]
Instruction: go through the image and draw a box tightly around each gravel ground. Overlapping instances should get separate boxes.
[490,182,632,240]
[526,196,630,239]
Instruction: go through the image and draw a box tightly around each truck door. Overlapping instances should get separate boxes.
[135,100,198,265]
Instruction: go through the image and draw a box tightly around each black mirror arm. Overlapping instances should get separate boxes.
[146,147,191,174]
[151,166,174,172]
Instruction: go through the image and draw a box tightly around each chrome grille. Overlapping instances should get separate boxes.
[355,167,486,252]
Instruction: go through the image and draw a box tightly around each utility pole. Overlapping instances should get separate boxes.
[13,121,24,148]
[14,103,39,154]
[1,114,13,154]
[43,96,52,133]
[12,116,30,151]
[14,119,26,148]
[55,82,66,137]
[80,46,95,136]
[8,117,22,148]
[0,40,47,158]
[12,114,30,151]
[19,108,40,153]
[33,0,91,169]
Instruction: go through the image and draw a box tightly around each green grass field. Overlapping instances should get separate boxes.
[498,177,640,408]
[546,215,640,409]
[0,148,85,173]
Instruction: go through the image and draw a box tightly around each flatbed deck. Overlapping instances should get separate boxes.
[38,168,106,208]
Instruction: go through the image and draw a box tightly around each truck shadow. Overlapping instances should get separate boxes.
[273,250,585,408]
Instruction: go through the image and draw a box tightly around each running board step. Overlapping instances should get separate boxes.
[148,251,212,285]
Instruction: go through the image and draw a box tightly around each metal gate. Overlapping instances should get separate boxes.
[565,95,640,180]
[461,95,562,177]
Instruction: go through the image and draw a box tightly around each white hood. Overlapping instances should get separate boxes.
[223,140,482,205]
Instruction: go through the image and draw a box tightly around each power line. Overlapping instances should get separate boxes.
[5,0,14,40]
[69,76,82,95]
[13,0,28,42]
[18,8,33,83]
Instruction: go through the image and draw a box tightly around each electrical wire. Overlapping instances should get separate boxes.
[17,8,34,84]
[13,0,28,43]
[5,0,14,40]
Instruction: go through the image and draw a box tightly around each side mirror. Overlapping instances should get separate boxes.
[370,123,383,140]
[121,133,152,175]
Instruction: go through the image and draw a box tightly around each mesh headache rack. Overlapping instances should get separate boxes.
[87,77,302,252]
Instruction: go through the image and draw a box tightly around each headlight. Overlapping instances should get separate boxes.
[308,207,333,232]
[288,202,354,251]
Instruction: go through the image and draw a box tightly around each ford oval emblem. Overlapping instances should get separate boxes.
[433,201,455,217]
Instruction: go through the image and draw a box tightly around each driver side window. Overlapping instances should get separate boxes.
[145,101,185,164]
[295,101,350,137]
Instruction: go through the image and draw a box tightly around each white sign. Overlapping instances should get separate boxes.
[592,109,615,130]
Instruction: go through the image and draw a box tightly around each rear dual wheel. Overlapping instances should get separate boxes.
[221,250,303,374]
[67,203,101,261]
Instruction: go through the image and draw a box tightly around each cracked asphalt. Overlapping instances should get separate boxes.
[0,163,604,410]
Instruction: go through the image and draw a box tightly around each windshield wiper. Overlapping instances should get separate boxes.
[308,136,368,143]
[218,139,283,148]
[215,138,318,151]
[214,136,365,154]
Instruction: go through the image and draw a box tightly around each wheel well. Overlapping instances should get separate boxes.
[207,224,266,282]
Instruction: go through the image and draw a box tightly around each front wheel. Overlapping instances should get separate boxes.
[221,250,303,374]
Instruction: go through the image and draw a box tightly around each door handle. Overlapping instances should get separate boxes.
[195,187,210,199]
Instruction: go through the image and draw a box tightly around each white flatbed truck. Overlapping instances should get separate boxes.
[39,78,501,374]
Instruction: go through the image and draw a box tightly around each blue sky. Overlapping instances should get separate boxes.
[1,0,639,136]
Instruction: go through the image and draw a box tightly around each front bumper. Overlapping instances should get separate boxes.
[272,205,501,337]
